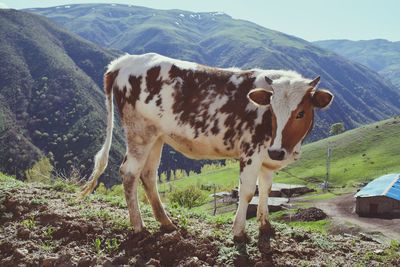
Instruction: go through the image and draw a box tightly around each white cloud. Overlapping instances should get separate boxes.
[0,2,8,9]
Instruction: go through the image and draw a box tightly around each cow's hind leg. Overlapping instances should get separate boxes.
[120,125,159,233]
[140,138,176,232]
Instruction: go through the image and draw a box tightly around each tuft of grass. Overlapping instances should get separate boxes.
[287,219,330,235]
[105,238,120,253]
[40,241,55,253]
[44,226,55,239]
[93,238,102,254]
[0,173,25,189]
[21,218,36,229]
[31,198,48,205]
[51,179,78,193]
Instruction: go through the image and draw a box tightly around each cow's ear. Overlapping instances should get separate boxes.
[247,88,273,107]
[312,89,334,109]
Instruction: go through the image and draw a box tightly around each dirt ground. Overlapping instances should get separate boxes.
[305,193,400,242]
[1,182,399,266]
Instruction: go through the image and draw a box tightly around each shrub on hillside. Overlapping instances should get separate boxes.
[168,186,208,209]
[25,157,53,183]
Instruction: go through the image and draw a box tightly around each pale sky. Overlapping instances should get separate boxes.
[1,0,399,42]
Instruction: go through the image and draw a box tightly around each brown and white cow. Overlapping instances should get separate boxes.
[81,53,333,251]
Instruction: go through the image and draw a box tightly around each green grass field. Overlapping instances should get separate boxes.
[277,117,400,187]
[169,117,400,192]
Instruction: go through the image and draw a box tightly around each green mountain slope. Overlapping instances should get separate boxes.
[29,4,400,140]
[0,9,125,183]
[314,39,400,88]
[173,117,400,189]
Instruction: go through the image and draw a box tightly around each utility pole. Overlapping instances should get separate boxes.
[324,144,332,192]
[213,184,217,216]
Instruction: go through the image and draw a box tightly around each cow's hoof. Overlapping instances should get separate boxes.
[257,232,273,255]
[259,223,276,238]
[234,240,248,256]
[233,253,251,266]
[233,233,250,256]
[160,223,177,233]
[133,228,150,238]
[233,232,251,244]
[257,239,272,255]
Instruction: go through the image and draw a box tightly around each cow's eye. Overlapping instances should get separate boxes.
[296,111,305,119]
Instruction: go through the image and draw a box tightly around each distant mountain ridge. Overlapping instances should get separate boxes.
[28,4,400,141]
[314,39,400,89]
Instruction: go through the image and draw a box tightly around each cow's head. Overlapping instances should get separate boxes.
[248,75,333,161]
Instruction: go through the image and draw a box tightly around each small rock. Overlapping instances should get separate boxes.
[78,224,88,234]
[17,227,31,239]
[69,230,81,240]
[39,205,48,212]
[146,258,161,267]
[42,256,59,267]
[113,255,128,265]
[102,258,114,267]
[163,231,181,244]
[129,255,145,266]
[255,260,274,267]
[374,249,384,255]
[77,256,95,267]
[14,248,28,258]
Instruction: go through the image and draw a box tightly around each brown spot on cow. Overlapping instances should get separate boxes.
[169,65,258,142]
[281,90,314,153]
[239,158,246,173]
[113,75,142,117]
[252,110,273,152]
[104,70,119,95]
[145,66,163,104]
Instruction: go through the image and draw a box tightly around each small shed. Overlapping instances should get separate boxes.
[245,196,289,218]
[270,183,313,197]
[355,173,400,218]
[232,183,312,199]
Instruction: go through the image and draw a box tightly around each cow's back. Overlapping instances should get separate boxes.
[108,53,271,159]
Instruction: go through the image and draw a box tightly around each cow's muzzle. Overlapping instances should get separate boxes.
[268,149,286,161]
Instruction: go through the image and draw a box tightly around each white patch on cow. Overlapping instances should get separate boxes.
[229,75,244,87]
[107,53,198,92]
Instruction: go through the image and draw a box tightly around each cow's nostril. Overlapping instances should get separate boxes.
[268,149,285,161]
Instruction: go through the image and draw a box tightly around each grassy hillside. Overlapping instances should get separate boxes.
[278,117,400,186]
[29,4,400,140]
[0,9,125,184]
[170,117,400,190]
[314,39,400,89]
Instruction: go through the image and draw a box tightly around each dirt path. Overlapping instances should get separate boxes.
[310,193,400,242]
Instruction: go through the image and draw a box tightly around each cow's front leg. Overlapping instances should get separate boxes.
[257,167,275,254]
[233,156,261,250]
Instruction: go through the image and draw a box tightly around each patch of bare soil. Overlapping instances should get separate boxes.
[283,208,327,222]
[0,183,399,267]
[312,193,400,242]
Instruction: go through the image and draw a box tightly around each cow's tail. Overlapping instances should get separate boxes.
[79,71,117,199]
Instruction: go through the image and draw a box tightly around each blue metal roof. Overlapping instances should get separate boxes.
[355,173,400,201]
